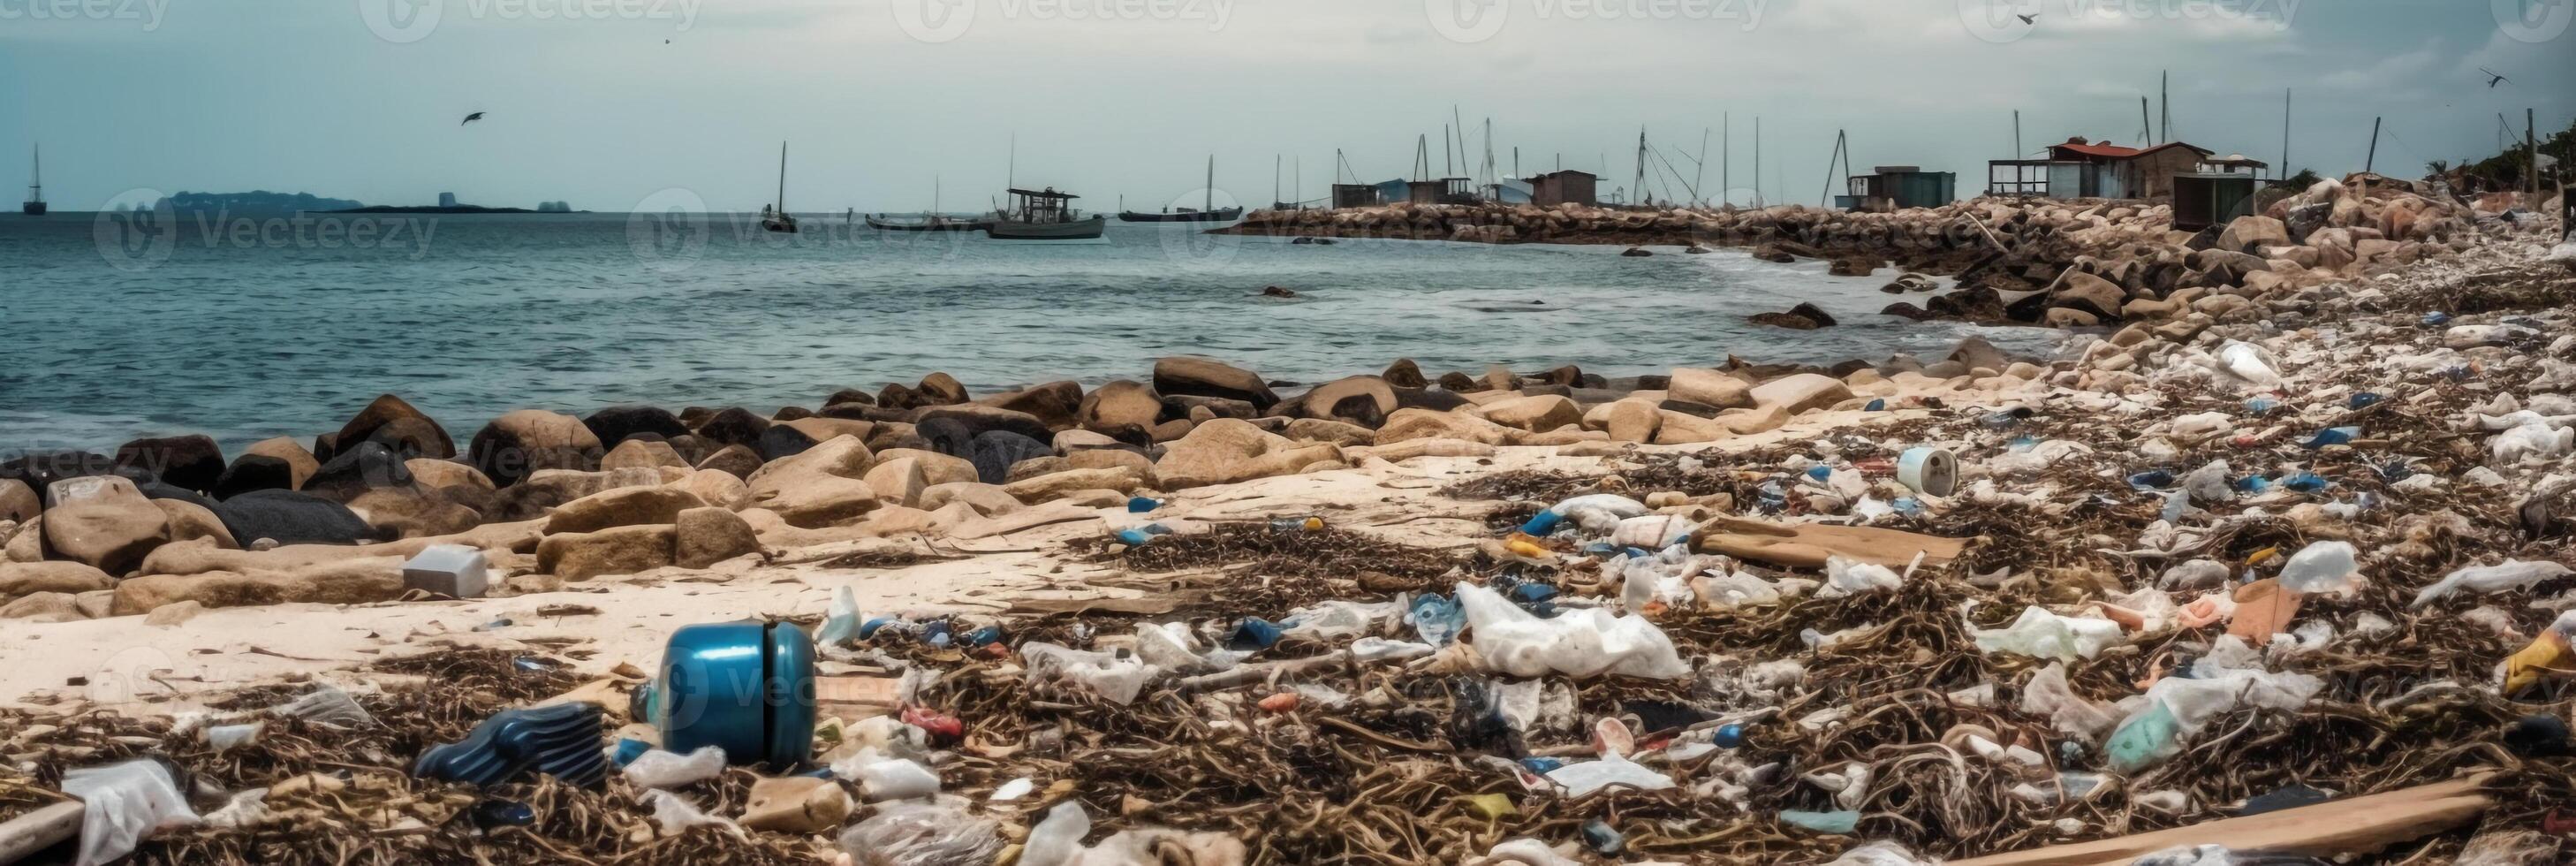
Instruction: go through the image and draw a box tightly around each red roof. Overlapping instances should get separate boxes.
[2048,141,2216,161]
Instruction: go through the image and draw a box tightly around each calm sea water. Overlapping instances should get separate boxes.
[1,211,2056,452]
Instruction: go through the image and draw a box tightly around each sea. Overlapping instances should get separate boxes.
[0,211,2059,453]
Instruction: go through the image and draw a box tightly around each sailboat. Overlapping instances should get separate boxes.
[867,177,987,232]
[761,141,797,233]
[1119,155,1241,223]
[21,144,44,216]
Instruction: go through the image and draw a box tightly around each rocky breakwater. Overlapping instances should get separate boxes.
[1224,178,2523,338]
[1,346,2040,622]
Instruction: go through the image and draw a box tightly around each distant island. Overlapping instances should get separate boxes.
[151,190,366,214]
[329,192,582,215]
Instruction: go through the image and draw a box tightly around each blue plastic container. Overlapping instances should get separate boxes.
[632,620,816,770]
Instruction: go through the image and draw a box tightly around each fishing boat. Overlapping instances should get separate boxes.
[987,187,1105,239]
[761,141,797,233]
[1119,155,1240,223]
[21,144,43,216]
[866,178,989,232]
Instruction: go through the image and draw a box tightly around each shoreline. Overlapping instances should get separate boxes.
[2,180,2571,863]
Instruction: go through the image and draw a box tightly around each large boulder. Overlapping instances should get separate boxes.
[0,591,84,622]
[583,405,691,448]
[1078,380,1165,437]
[969,431,1054,486]
[217,437,321,498]
[1667,368,1755,410]
[2216,215,2289,254]
[213,490,380,546]
[862,457,930,509]
[1003,467,1148,503]
[919,482,1022,517]
[537,525,676,581]
[1284,418,1375,447]
[0,479,35,523]
[1605,400,1663,443]
[697,444,764,480]
[1288,376,1398,428]
[407,459,495,492]
[114,435,225,493]
[602,439,689,472]
[918,406,1054,446]
[2049,271,2126,321]
[979,381,1084,429]
[1476,395,1583,433]
[111,560,405,615]
[154,498,239,549]
[334,394,455,460]
[1374,408,1520,445]
[671,467,750,511]
[0,561,116,600]
[1155,419,1343,489]
[874,449,978,487]
[469,410,604,487]
[545,487,708,535]
[1153,357,1278,410]
[1749,374,1855,414]
[1382,359,1428,389]
[42,476,170,575]
[916,372,971,406]
[745,436,880,528]
[2,451,117,495]
[304,441,416,502]
[673,506,760,568]
[1948,336,2010,372]
[695,407,772,451]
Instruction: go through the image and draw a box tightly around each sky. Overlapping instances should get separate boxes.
[2,0,2569,213]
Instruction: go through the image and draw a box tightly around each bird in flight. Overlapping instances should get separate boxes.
[2481,67,2510,87]
[2017,11,2037,24]
[461,111,486,125]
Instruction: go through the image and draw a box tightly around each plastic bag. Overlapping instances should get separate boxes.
[2212,340,2284,388]
[1455,582,1689,680]
[643,790,743,838]
[1466,838,1584,866]
[818,585,863,646]
[1543,751,1674,796]
[621,746,725,790]
[1280,598,1401,642]
[1409,593,1464,647]
[838,801,1003,866]
[1019,801,1092,866]
[1021,642,1158,705]
[1817,556,1901,598]
[1970,606,2124,661]
[2161,559,2230,589]
[855,757,941,801]
[2493,422,2574,463]
[1610,513,1695,550]
[272,685,378,728]
[2275,541,2363,595]
[2413,558,2576,607]
[1545,493,1651,535]
[1826,841,1933,866]
[62,760,200,866]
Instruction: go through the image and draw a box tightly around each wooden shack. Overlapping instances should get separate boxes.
[1527,170,1598,207]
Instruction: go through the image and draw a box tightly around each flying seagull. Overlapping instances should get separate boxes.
[461,111,486,125]
[2481,67,2509,87]
[2017,12,2037,24]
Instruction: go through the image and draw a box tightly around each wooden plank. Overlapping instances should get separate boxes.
[0,801,85,866]
[814,675,903,720]
[1950,775,2491,866]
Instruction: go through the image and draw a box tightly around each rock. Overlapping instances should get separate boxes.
[304,441,416,502]
[1078,380,1166,436]
[1749,374,1854,414]
[1606,400,1663,443]
[155,498,239,549]
[142,598,204,626]
[1828,256,1879,277]
[863,458,930,508]
[536,524,676,581]
[1162,394,1257,422]
[919,482,1023,517]
[1003,457,1071,483]
[334,395,455,460]
[874,449,979,487]
[1052,429,1121,452]
[1,591,85,621]
[576,406,685,449]
[4,517,40,563]
[114,435,225,493]
[2216,215,2289,254]
[1949,336,2009,372]
[2043,307,2101,328]
[2284,202,2330,243]
[1383,359,1428,389]
[875,382,927,411]
[755,424,824,462]
[0,479,34,523]
[602,438,689,472]
[980,381,1084,429]
[697,444,764,479]
[1620,247,1651,257]
[1477,395,1583,432]
[345,485,481,539]
[1156,419,1345,489]
[1654,411,1731,444]
[691,406,771,451]
[1436,371,1481,391]
[112,561,406,614]
[917,405,1055,446]
[969,431,1055,486]
[407,459,495,492]
[1716,404,1791,435]
[917,372,971,406]
[2,450,117,495]
[0,561,116,599]
[671,467,749,511]
[470,410,604,488]
[746,437,880,528]
[223,437,319,494]
[73,589,113,619]
[738,776,852,834]
[1153,357,1278,410]
[1260,285,1298,298]
[1668,368,1755,409]
[1284,418,1375,447]
[1004,467,1148,503]
[1291,376,1398,427]
[545,487,708,535]
[42,476,170,574]
[213,490,380,546]
[672,506,759,568]
[2050,271,2126,320]
[1149,420,1195,443]
[1375,407,1521,445]
[1483,364,1519,392]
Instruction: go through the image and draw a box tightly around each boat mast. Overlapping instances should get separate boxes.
[27,143,39,202]
[776,141,788,215]
[1205,154,1214,213]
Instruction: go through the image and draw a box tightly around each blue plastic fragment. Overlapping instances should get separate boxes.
[1519,509,1566,536]
[2421,311,2450,326]
[1125,496,1161,513]
[1805,466,1832,482]
[1228,618,1284,650]
[1409,594,1463,646]
[1780,809,1860,834]
[2303,426,2361,449]
[471,799,536,828]
[1510,582,1558,604]
[857,616,896,640]
[2244,397,2281,414]
[2347,392,2383,410]
[2126,469,2176,490]
[1581,820,1625,855]
[1713,723,1746,749]
[413,702,609,789]
[965,625,1004,647]
[924,620,953,649]
[611,738,651,768]
[1518,756,1565,774]
[1864,398,1886,412]
[2281,472,2330,493]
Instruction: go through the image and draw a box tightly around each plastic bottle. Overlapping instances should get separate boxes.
[2275,541,2361,595]
[1409,594,1464,647]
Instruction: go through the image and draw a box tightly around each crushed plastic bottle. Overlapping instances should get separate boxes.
[1408,593,1464,647]
[2275,541,2362,595]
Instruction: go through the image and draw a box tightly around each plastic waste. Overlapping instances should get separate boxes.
[818,586,863,645]
[202,722,264,752]
[1114,523,1174,546]
[854,757,941,801]
[1471,838,1584,866]
[470,798,537,828]
[199,787,269,830]
[1351,636,1436,662]
[2279,472,2330,493]
[1779,809,1860,834]
[2501,611,2576,695]
[1969,606,2125,662]
[643,790,743,838]
[622,745,726,790]
[272,685,377,728]
[1519,493,1650,536]
[1454,581,1690,680]
[62,760,199,866]
[2494,422,2576,463]
[2275,541,2364,596]
[1021,642,1157,704]
[1270,516,1326,533]
[1827,841,1934,866]
[2214,340,2285,388]
[1610,513,1695,550]
[1713,723,1747,748]
[2103,701,2181,772]
[413,702,609,789]
[2126,469,2176,490]
[1542,751,1674,796]
[2302,426,2361,449]
[837,801,1004,866]
[1125,496,1161,513]
[2412,558,2576,607]
[989,777,1036,801]
[1281,598,1400,642]
[1020,801,1092,866]
[1227,617,1284,650]
[2181,460,2233,503]
[2348,391,2383,410]
[1817,556,1902,598]
[1580,819,1623,855]
[1409,593,1464,646]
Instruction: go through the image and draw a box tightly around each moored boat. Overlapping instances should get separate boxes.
[21,144,44,216]
[987,187,1104,240]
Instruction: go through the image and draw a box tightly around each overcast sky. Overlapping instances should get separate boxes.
[3,0,2568,212]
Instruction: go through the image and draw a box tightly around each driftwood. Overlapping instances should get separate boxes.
[0,801,83,866]
[1950,775,2493,866]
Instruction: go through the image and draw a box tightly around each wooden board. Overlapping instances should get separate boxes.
[1691,518,1971,570]
[1950,775,2492,866]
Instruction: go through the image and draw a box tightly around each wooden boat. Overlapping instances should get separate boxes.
[867,178,988,232]
[20,144,43,216]
[987,187,1104,239]
[761,142,797,233]
[1119,155,1239,223]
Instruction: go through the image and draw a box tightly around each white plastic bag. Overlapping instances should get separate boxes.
[2494,422,2575,463]
[2413,558,2576,607]
[643,790,744,838]
[1610,513,1696,550]
[838,801,1003,866]
[1543,751,1674,796]
[1021,642,1159,705]
[855,757,941,801]
[62,760,200,866]
[2275,541,2363,595]
[1019,801,1093,866]
[622,746,726,790]
[1817,556,1902,598]
[1548,493,1651,534]
[1454,582,1689,680]
[818,585,863,645]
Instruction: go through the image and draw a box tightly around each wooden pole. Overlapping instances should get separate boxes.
[2012,109,2021,158]
[2529,108,2541,198]
[2280,88,2292,181]
[2366,116,2382,175]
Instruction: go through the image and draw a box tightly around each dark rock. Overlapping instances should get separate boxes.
[1393,388,1471,413]
[981,381,1083,429]
[305,441,415,502]
[213,455,296,500]
[917,373,971,406]
[2284,202,2330,245]
[135,480,221,513]
[1620,247,1651,257]
[213,490,383,546]
[1261,285,1298,298]
[772,406,814,422]
[917,405,1054,445]
[1382,359,1428,389]
[114,435,224,493]
[665,434,716,467]
[584,406,691,447]
[1748,312,1820,330]
[312,432,341,464]
[876,383,928,411]
[757,425,820,462]
[1537,365,1585,387]
[1436,371,1481,391]
[1659,399,1723,419]
[678,406,715,428]
[1949,336,2010,371]
[695,407,771,449]
[1161,394,1257,421]
[696,444,763,479]
[1828,256,1880,277]
[818,403,904,422]
[2,450,117,494]
[466,410,603,488]
[1828,359,1874,378]
[969,431,1053,485]
[823,387,877,408]
[915,418,974,458]
[1153,357,1278,409]
[335,394,454,460]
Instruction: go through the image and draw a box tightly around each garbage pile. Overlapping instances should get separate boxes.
[4,224,2574,864]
